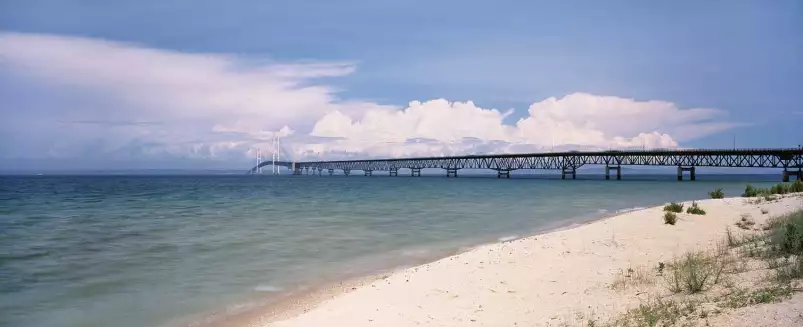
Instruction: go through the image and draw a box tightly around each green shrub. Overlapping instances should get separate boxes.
[686,202,706,215]
[709,188,725,199]
[742,185,760,197]
[744,181,803,198]
[664,212,678,225]
[663,202,684,213]
[791,179,803,193]
[769,211,803,256]
[770,183,790,195]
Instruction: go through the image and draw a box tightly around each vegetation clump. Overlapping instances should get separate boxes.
[663,202,684,213]
[611,266,655,291]
[735,214,755,230]
[742,184,760,197]
[742,180,803,198]
[768,211,803,257]
[709,188,725,199]
[664,212,678,225]
[664,251,725,294]
[748,210,803,282]
[686,202,706,215]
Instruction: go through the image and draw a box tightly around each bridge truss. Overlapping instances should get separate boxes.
[249,148,803,181]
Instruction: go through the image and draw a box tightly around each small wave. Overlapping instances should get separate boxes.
[254,284,283,292]
[616,206,647,214]
[596,209,609,214]
[498,235,518,242]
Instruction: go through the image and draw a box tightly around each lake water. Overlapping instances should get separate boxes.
[0,172,785,327]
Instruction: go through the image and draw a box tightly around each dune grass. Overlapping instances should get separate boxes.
[686,202,706,215]
[663,212,677,225]
[663,202,684,213]
[742,180,803,198]
[709,188,725,199]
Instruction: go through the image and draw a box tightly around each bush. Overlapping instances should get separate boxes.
[742,185,760,197]
[663,202,684,213]
[709,188,725,199]
[791,179,803,193]
[762,210,803,282]
[768,211,803,256]
[770,183,790,195]
[664,212,678,225]
[743,181,803,199]
[686,202,706,215]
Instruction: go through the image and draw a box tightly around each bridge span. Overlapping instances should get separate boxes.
[249,148,803,181]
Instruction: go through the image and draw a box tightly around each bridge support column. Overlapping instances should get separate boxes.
[389,169,398,176]
[783,168,802,182]
[497,169,511,179]
[343,169,350,176]
[677,166,696,181]
[446,168,459,178]
[293,167,302,175]
[317,168,323,176]
[561,167,576,180]
[328,169,334,176]
[410,168,422,177]
[605,165,621,180]
[364,170,373,176]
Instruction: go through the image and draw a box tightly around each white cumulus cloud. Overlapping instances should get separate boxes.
[0,32,741,167]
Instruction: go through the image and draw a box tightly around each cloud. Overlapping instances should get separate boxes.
[0,32,740,167]
[301,94,736,158]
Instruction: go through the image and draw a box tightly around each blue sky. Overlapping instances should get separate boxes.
[0,0,801,170]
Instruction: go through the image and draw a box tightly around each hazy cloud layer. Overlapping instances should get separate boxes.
[0,32,739,166]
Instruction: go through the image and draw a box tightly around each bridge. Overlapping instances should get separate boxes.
[249,148,803,181]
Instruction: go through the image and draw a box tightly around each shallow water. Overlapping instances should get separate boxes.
[0,173,784,327]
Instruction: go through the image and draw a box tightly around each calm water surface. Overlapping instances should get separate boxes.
[0,173,784,327]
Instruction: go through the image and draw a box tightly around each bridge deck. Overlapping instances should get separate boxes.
[250,148,803,180]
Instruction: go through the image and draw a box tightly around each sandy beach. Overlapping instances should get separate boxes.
[250,195,803,327]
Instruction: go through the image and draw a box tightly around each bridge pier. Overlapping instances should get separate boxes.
[677,166,696,181]
[364,170,373,176]
[445,168,459,178]
[328,169,334,176]
[293,167,302,175]
[389,169,398,176]
[497,169,511,179]
[410,168,422,177]
[343,169,350,176]
[316,168,323,176]
[561,167,576,180]
[605,165,622,180]
[783,168,802,182]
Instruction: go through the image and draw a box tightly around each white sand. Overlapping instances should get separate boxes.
[257,196,803,327]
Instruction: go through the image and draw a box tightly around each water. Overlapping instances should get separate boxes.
[0,173,784,327]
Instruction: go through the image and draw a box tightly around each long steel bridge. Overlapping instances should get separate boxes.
[249,148,803,181]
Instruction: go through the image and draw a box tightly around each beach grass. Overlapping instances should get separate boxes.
[686,202,706,215]
[709,188,724,199]
[663,202,684,213]
[663,212,677,225]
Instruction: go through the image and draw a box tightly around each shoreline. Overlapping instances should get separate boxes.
[210,197,758,327]
[246,194,803,327]
[194,203,645,327]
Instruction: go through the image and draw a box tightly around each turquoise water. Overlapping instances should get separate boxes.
[0,173,783,327]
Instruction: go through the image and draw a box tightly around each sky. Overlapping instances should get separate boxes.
[0,0,801,170]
